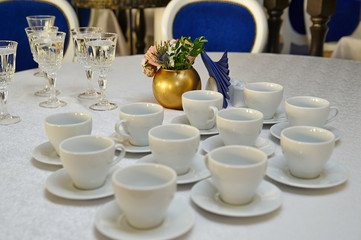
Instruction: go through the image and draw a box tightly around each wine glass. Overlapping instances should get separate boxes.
[70,27,102,99]
[0,40,20,125]
[26,15,57,95]
[84,32,118,111]
[25,26,60,97]
[33,31,67,108]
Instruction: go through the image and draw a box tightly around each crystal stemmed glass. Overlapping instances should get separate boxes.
[25,26,61,97]
[0,40,20,125]
[70,27,102,99]
[84,32,118,111]
[33,31,67,108]
[26,15,56,92]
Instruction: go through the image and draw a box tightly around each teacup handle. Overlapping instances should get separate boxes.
[111,144,126,166]
[115,119,130,141]
[205,106,218,126]
[204,154,209,169]
[326,106,339,124]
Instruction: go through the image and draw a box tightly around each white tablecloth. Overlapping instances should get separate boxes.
[1,53,360,240]
[331,36,361,61]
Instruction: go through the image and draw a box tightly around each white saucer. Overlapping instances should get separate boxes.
[201,135,275,157]
[32,142,62,166]
[110,133,151,153]
[263,108,287,125]
[266,155,349,189]
[170,114,218,135]
[137,153,210,184]
[191,179,282,217]
[45,167,117,200]
[95,198,195,240]
[270,122,341,141]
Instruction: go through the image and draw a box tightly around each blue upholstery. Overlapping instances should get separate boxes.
[289,0,306,35]
[0,1,71,72]
[172,2,256,52]
[326,0,361,42]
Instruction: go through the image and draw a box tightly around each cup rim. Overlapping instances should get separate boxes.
[119,102,163,116]
[182,90,223,101]
[281,126,335,145]
[148,124,200,142]
[45,112,91,127]
[244,82,283,92]
[112,163,177,190]
[285,96,330,109]
[208,145,267,169]
[217,108,263,122]
[59,135,114,155]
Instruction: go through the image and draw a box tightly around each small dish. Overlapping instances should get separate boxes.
[110,133,151,153]
[95,198,195,240]
[191,179,282,217]
[270,122,341,141]
[266,155,349,189]
[201,135,275,157]
[45,167,117,200]
[263,108,287,125]
[170,114,218,135]
[32,141,62,166]
[137,153,210,184]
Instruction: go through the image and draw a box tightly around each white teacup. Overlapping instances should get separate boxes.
[44,112,92,155]
[216,108,263,146]
[148,124,200,175]
[206,145,267,205]
[59,135,125,189]
[285,96,339,127]
[281,126,335,179]
[112,163,177,229]
[182,90,223,130]
[115,102,164,146]
[243,82,284,119]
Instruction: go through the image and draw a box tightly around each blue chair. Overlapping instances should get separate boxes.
[0,0,79,72]
[161,0,268,53]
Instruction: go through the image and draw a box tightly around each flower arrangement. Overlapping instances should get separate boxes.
[142,36,207,77]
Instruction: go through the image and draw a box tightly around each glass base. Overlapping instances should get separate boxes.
[39,99,67,109]
[78,91,100,100]
[89,102,117,111]
[0,114,21,125]
[34,88,61,97]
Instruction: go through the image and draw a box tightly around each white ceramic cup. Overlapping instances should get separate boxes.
[148,124,200,175]
[243,82,284,119]
[115,102,164,146]
[182,90,223,130]
[216,108,263,146]
[112,163,177,229]
[206,145,267,205]
[59,135,125,189]
[44,112,92,155]
[285,96,339,127]
[281,126,335,179]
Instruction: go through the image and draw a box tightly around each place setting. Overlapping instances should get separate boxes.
[95,164,195,240]
[266,126,349,189]
[270,96,341,141]
[137,124,210,184]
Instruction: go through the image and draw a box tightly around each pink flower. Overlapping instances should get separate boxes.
[142,61,157,77]
[145,45,161,67]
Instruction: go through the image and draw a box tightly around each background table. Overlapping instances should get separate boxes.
[1,53,360,240]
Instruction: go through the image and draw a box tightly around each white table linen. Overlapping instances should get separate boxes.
[331,36,361,61]
[1,53,360,240]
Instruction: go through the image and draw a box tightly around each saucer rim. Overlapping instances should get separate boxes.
[45,168,116,200]
[190,179,283,217]
[95,198,195,240]
[170,114,218,135]
[32,141,62,166]
[201,135,275,157]
[270,122,341,141]
[110,133,151,153]
[263,108,286,125]
[266,155,349,189]
[137,153,210,184]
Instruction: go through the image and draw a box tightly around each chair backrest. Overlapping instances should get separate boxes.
[0,0,79,72]
[161,0,268,53]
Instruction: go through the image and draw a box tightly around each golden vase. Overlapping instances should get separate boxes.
[152,67,201,110]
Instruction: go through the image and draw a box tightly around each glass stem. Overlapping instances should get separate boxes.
[85,67,95,93]
[0,86,9,117]
[47,72,57,103]
[98,75,108,104]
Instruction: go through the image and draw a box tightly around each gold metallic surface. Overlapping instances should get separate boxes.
[152,68,201,110]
